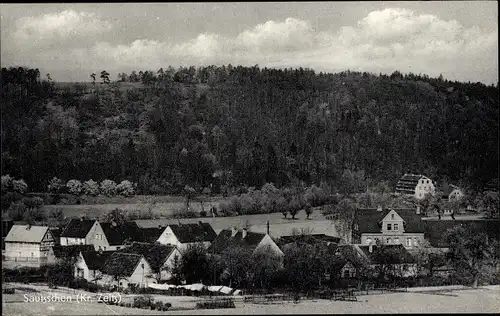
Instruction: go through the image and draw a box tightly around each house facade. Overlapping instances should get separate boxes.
[353,208,425,249]
[210,228,284,258]
[98,253,156,288]
[75,250,114,283]
[60,219,109,250]
[395,174,436,199]
[157,222,217,251]
[100,221,143,251]
[4,225,56,268]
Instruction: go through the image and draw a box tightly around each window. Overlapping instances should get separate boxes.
[104,246,107,250]
[406,238,412,246]
[387,224,392,231]
[414,238,419,246]
[116,247,121,250]
[343,270,350,278]
[427,180,430,184]
[394,238,399,244]
[387,238,392,244]
[31,252,34,257]
[366,238,372,245]
[391,214,395,220]
[95,234,100,239]
[393,223,399,231]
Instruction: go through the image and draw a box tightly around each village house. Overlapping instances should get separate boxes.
[98,252,156,289]
[60,218,108,250]
[75,250,115,283]
[100,221,144,251]
[50,244,94,265]
[156,222,217,251]
[4,225,56,268]
[353,207,425,249]
[209,227,284,258]
[395,174,436,199]
[357,244,418,278]
[329,244,371,279]
[117,242,182,281]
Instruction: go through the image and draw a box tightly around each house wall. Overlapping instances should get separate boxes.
[74,253,92,281]
[448,189,463,201]
[160,248,182,281]
[86,222,110,250]
[60,237,86,246]
[361,233,425,249]
[157,227,180,247]
[255,235,284,257]
[415,178,435,199]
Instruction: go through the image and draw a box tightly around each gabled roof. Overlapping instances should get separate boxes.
[50,227,62,240]
[209,229,266,254]
[101,221,142,246]
[331,244,370,269]
[60,219,96,238]
[168,222,217,243]
[440,183,461,198]
[101,252,145,277]
[53,245,95,259]
[423,219,500,248]
[358,244,416,264]
[354,208,424,234]
[138,227,165,243]
[5,225,51,243]
[117,242,176,272]
[395,174,432,193]
[81,250,115,270]
[279,234,341,245]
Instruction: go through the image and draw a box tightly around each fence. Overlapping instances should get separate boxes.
[243,293,299,304]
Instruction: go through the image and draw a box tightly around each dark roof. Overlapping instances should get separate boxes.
[101,252,144,277]
[395,174,432,193]
[81,250,115,270]
[358,244,416,264]
[118,242,176,272]
[52,245,94,259]
[333,244,370,269]
[101,221,142,246]
[279,234,341,245]
[138,227,165,243]
[423,220,500,248]
[209,229,266,254]
[354,208,424,234]
[440,183,460,198]
[60,219,96,238]
[168,222,217,243]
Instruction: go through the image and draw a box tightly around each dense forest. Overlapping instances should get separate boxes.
[1,65,498,194]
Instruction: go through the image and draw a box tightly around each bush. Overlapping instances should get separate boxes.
[1,174,14,193]
[66,180,82,195]
[196,298,235,309]
[3,288,15,294]
[7,202,27,221]
[47,177,64,194]
[116,180,135,197]
[83,180,99,196]
[200,210,207,217]
[12,179,28,194]
[100,179,117,196]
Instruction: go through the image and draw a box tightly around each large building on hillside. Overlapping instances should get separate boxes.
[352,207,425,249]
[59,219,108,250]
[395,174,436,199]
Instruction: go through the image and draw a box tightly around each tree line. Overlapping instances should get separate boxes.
[1,65,498,195]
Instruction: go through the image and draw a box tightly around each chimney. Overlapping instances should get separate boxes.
[242,228,247,239]
[266,221,270,235]
[231,227,237,237]
[377,205,383,212]
[416,206,421,214]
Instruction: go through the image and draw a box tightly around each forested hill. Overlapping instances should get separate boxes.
[1,66,498,193]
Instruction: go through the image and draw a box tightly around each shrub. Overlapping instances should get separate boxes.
[200,210,207,217]
[48,177,64,194]
[7,202,27,221]
[66,180,82,195]
[1,174,13,193]
[196,298,235,309]
[12,179,28,194]
[83,180,99,196]
[116,180,135,197]
[100,179,117,196]
[3,288,15,294]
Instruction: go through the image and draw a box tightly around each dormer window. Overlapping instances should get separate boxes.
[393,223,399,231]
[386,224,392,231]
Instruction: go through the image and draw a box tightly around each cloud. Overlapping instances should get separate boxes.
[13,10,112,49]
[4,8,497,83]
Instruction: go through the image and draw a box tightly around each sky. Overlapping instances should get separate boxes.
[1,2,498,84]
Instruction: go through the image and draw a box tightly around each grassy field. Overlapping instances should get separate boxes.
[135,208,341,238]
[42,195,222,219]
[3,284,499,315]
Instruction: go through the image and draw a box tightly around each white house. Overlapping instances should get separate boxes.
[60,218,109,250]
[395,174,436,199]
[75,250,115,282]
[4,225,56,268]
[156,222,217,251]
[117,242,182,281]
[98,252,156,289]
